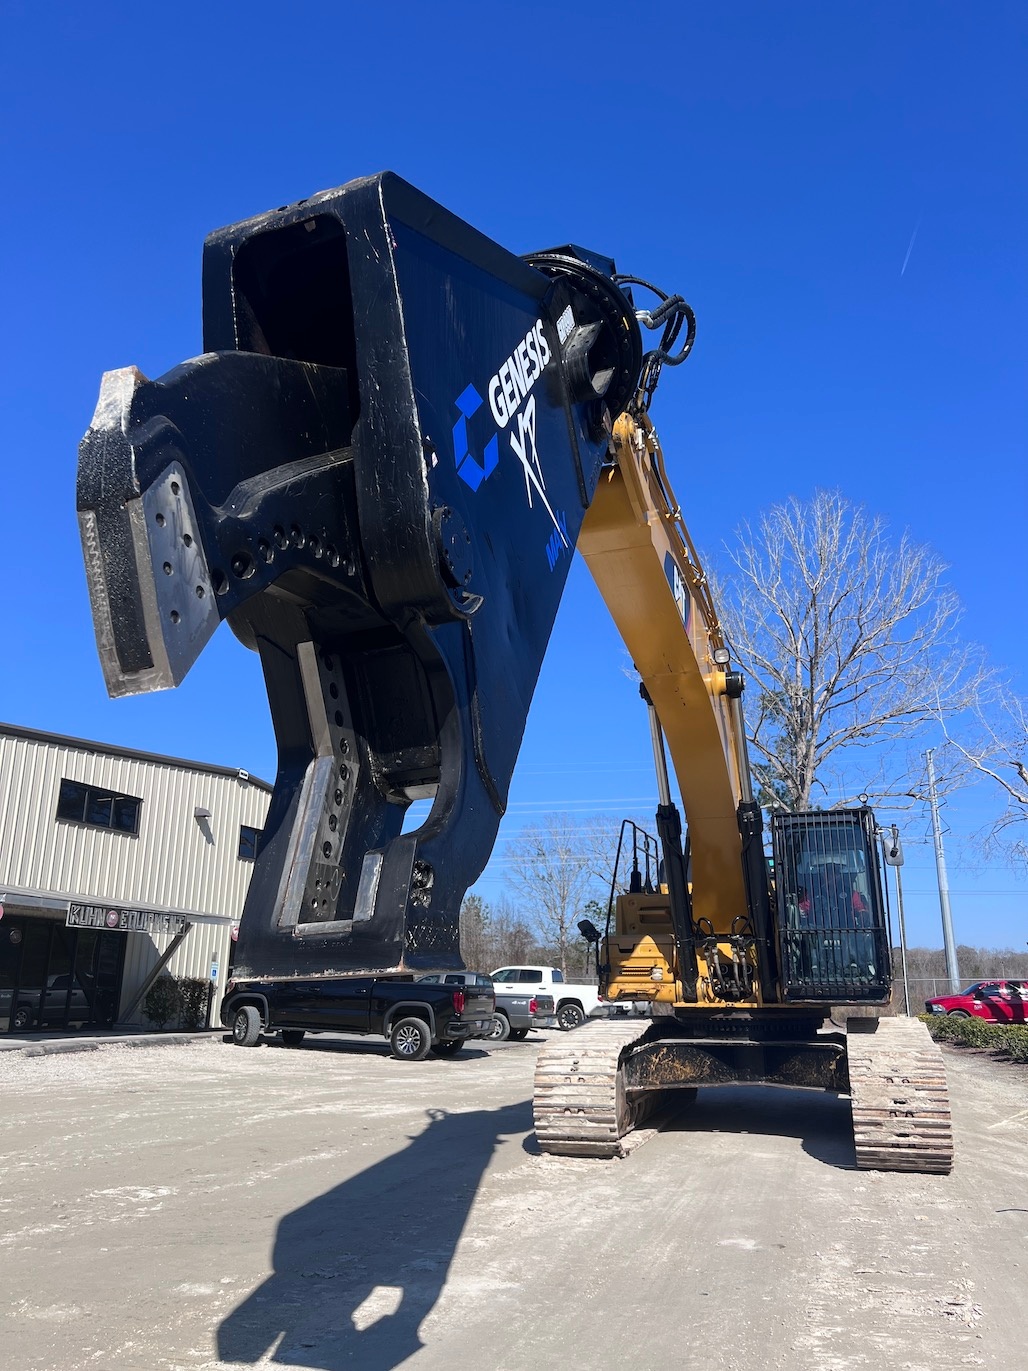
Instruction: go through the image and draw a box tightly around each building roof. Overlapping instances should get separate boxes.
[0,721,274,792]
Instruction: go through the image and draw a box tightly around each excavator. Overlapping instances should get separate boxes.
[77,172,952,1173]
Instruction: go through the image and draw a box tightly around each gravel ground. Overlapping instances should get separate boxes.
[0,1031,1024,1370]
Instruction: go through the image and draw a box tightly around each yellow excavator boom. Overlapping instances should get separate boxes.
[579,412,749,941]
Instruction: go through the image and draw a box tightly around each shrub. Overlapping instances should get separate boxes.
[999,1026,1028,1063]
[921,1012,1028,1063]
[143,974,180,1029]
[177,977,211,1031]
[921,1013,969,1043]
[959,1017,997,1048]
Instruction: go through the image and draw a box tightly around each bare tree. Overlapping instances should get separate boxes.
[486,897,538,968]
[460,894,540,970]
[939,685,1028,868]
[504,813,604,975]
[718,490,986,810]
[459,894,491,970]
[898,943,1028,1004]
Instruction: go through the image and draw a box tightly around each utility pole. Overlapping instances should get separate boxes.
[926,749,960,993]
[881,825,910,1016]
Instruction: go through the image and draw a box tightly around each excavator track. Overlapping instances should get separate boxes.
[847,1017,954,1174]
[533,1020,652,1158]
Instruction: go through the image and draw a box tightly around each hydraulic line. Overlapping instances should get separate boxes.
[643,687,698,1000]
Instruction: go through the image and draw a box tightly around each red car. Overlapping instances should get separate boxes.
[925,980,1028,1023]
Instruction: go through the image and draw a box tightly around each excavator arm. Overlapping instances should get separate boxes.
[579,410,778,1005]
[77,173,644,979]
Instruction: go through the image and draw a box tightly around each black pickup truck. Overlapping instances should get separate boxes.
[221,975,495,1060]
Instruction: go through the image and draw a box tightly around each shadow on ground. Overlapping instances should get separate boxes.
[661,1084,856,1169]
[218,1099,531,1370]
[221,1034,495,1063]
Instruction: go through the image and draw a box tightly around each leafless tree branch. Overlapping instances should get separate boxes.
[715,490,988,810]
[504,813,609,975]
[936,684,1028,868]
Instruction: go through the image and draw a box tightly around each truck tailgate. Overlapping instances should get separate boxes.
[462,988,495,1020]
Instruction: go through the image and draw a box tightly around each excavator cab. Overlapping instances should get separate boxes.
[772,808,892,1003]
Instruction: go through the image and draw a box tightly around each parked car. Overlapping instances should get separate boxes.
[925,980,1028,1023]
[416,971,495,992]
[484,988,555,1041]
[0,987,36,1031]
[0,974,95,1031]
[416,972,555,1041]
[490,965,602,1030]
[221,974,495,1059]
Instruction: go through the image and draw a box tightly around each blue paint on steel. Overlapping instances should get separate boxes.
[452,384,499,492]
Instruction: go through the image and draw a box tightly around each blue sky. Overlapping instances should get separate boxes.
[1,1,1024,951]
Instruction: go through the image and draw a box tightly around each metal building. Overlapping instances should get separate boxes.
[0,723,271,1034]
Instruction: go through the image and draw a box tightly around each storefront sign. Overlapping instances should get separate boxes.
[67,903,188,937]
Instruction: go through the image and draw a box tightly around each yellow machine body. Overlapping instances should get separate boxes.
[604,890,764,1009]
[579,412,766,1011]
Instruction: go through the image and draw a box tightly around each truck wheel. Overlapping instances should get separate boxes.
[281,1029,306,1047]
[508,1028,529,1041]
[12,1004,34,1032]
[430,1039,464,1057]
[232,1005,262,1047]
[389,1017,432,1061]
[557,1002,585,1031]
[484,1013,510,1042]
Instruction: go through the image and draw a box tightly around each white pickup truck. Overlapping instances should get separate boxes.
[490,966,602,1031]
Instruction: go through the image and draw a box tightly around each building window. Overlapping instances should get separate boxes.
[56,780,141,835]
[238,825,263,861]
